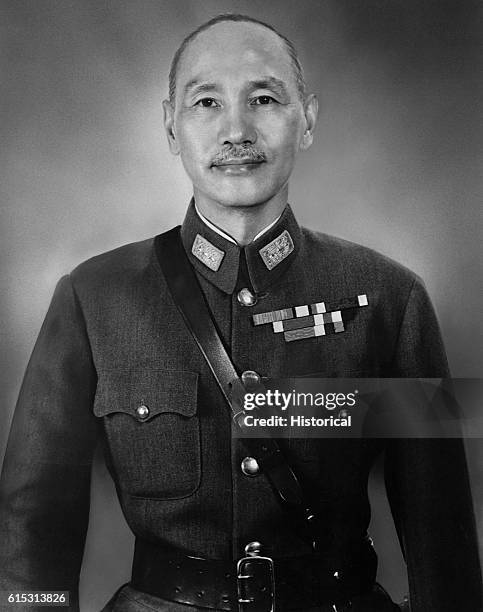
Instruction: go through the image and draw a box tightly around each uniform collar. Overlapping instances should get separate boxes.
[194,202,282,245]
[181,198,301,295]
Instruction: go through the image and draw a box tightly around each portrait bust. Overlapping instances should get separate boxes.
[1,4,481,612]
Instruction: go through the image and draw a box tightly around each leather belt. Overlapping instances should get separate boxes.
[131,538,376,611]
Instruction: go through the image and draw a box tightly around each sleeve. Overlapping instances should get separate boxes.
[0,275,98,612]
[384,278,482,611]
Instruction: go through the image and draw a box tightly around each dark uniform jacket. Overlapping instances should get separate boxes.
[0,202,481,611]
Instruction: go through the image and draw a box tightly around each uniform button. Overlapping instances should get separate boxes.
[241,370,261,385]
[244,541,263,556]
[136,404,150,420]
[237,288,257,306]
[241,456,259,476]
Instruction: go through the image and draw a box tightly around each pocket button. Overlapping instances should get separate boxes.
[136,404,150,420]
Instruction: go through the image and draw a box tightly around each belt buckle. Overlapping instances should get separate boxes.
[237,555,275,612]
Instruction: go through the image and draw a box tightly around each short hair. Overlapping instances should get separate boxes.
[168,14,306,103]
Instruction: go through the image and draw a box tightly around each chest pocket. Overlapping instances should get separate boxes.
[94,369,200,500]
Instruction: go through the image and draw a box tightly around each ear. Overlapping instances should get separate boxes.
[162,99,180,155]
[300,94,318,151]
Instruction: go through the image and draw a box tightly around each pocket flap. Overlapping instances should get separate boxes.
[94,369,198,420]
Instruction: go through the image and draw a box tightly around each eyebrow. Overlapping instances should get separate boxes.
[183,80,218,97]
[183,75,290,98]
[247,77,289,97]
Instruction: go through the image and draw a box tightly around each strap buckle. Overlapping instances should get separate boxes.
[237,555,275,612]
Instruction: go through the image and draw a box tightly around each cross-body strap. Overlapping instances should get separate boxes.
[154,227,317,544]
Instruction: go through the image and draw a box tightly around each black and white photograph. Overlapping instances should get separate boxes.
[1,2,482,611]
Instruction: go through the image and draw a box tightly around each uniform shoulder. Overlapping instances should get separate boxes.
[69,236,157,290]
[301,227,422,288]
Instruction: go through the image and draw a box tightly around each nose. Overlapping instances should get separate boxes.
[217,103,257,146]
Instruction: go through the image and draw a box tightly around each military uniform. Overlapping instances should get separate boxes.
[0,201,481,611]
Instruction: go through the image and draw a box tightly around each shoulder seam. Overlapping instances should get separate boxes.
[389,276,418,370]
[67,273,97,375]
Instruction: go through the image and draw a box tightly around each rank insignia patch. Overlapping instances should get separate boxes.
[252,295,368,342]
[259,230,294,270]
[192,234,225,272]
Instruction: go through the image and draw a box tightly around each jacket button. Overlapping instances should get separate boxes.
[237,288,257,306]
[241,456,259,476]
[136,404,149,420]
[241,370,260,385]
[244,541,263,556]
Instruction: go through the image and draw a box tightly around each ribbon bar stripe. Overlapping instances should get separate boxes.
[322,294,368,312]
[284,321,345,342]
[273,311,343,333]
[252,295,367,327]
[252,308,294,326]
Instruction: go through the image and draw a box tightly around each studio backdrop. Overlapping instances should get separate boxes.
[1,1,481,611]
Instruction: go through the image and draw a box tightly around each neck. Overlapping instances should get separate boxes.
[193,189,288,246]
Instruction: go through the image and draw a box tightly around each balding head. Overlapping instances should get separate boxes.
[168,14,306,104]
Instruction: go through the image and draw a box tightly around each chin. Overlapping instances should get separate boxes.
[214,192,270,208]
[205,179,281,209]
[213,193,269,208]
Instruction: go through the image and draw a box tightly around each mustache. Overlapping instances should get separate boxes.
[211,145,267,166]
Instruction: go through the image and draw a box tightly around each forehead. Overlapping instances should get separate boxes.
[176,21,296,93]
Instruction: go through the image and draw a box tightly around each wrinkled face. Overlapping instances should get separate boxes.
[164,21,316,209]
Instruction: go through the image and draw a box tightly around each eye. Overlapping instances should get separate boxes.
[251,95,277,105]
[195,98,219,108]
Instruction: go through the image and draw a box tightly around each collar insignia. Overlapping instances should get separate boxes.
[252,294,368,342]
[191,234,225,272]
[259,230,294,270]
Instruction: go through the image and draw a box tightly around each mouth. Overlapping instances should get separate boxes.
[213,158,262,166]
[211,159,265,174]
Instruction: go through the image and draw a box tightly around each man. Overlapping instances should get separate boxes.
[0,13,481,612]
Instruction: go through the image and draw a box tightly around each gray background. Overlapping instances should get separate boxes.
[1,1,481,610]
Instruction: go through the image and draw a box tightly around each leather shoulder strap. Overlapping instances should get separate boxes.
[155,226,237,406]
[154,227,316,543]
